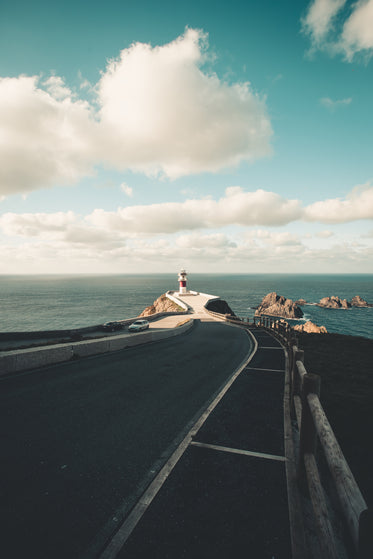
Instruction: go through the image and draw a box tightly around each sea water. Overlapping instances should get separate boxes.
[0,274,372,338]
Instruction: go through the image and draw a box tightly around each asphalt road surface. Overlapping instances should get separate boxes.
[0,320,252,559]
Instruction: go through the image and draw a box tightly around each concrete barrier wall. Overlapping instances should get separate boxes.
[0,309,188,342]
[0,319,194,376]
[165,291,190,311]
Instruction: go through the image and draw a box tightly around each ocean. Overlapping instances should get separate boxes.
[0,274,372,339]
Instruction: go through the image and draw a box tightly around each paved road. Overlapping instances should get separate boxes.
[116,328,291,559]
[0,320,251,559]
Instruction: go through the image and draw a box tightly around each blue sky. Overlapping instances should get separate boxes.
[0,0,372,273]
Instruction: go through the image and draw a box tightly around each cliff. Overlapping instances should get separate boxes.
[255,292,303,319]
[139,294,184,317]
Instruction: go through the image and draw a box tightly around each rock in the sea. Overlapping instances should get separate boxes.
[205,299,236,316]
[255,292,304,319]
[293,321,327,334]
[295,299,307,306]
[351,295,370,307]
[318,296,351,309]
[140,294,184,316]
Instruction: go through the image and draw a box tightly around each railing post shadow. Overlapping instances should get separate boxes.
[290,349,304,420]
[359,508,373,559]
[297,372,321,489]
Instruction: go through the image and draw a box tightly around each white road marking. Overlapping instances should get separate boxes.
[245,367,285,373]
[190,441,286,462]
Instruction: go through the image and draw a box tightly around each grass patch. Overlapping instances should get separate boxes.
[297,332,373,507]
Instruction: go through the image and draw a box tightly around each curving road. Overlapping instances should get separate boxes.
[0,319,252,559]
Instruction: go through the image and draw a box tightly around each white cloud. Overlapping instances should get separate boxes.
[244,229,302,246]
[301,0,346,46]
[341,0,373,60]
[0,211,77,237]
[87,187,302,234]
[320,96,352,110]
[1,184,372,250]
[304,182,373,222]
[121,182,133,197]
[176,233,237,249]
[0,29,273,196]
[2,227,371,274]
[302,0,373,61]
[97,28,272,178]
[0,76,98,196]
[316,230,334,238]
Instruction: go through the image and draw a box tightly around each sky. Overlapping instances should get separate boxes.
[0,0,372,274]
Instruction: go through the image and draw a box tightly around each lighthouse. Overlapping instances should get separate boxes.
[178,268,188,294]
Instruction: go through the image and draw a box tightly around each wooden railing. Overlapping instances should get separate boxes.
[258,315,370,558]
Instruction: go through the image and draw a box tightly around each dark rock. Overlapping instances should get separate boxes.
[255,292,303,319]
[351,295,371,307]
[293,321,327,334]
[205,299,236,317]
[318,296,351,309]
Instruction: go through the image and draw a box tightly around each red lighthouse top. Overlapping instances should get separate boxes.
[178,269,188,293]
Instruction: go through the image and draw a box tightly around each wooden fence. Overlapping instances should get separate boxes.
[254,315,371,559]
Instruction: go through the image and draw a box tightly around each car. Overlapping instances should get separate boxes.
[102,321,124,332]
[128,319,150,332]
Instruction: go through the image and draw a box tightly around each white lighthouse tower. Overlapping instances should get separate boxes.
[178,268,188,295]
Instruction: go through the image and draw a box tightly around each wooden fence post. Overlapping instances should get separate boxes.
[290,349,304,419]
[297,372,321,487]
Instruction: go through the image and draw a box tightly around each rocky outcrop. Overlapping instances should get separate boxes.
[255,292,303,319]
[295,299,307,306]
[140,294,184,317]
[318,296,351,309]
[318,295,372,308]
[351,295,371,307]
[293,321,328,334]
[205,299,236,316]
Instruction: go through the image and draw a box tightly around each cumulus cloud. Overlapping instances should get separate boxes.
[0,29,272,196]
[97,28,272,178]
[341,0,373,60]
[0,211,77,237]
[0,76,98,196]
[2,227,371,274]
[302,0,373,60]
[87,187,302,234]
[320,96,352,110]
[304,182,373,222]
[1,184,372,248]
[301,0,346,46]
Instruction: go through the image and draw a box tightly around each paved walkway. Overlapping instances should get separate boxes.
[103,327,292,559]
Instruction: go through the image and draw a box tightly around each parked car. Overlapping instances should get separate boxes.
[102,321,124,332]
[128,319,150,332]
